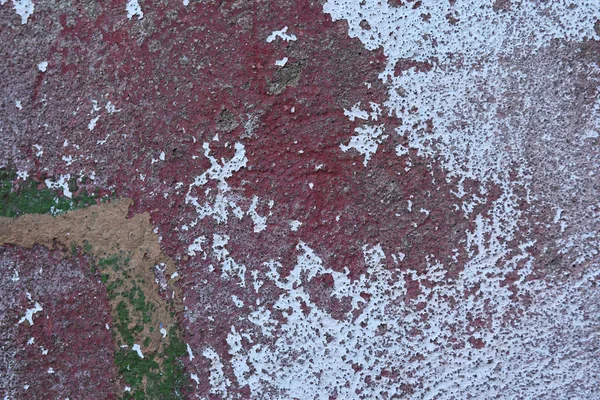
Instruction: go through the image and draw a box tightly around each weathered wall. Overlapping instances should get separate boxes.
[1,0,600,399]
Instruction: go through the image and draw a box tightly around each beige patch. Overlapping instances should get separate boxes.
[0,198,180,355]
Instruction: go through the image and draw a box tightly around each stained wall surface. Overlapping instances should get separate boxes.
[1,0,600,399]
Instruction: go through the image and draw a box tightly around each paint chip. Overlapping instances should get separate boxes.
[266,26,297,43]
[186,343,195,361]
[88,116,100,131]
[17,302,43,326]
[132,343,144,358]
[290,220,302,231]
[126,0,143,20]
[12,0,34,24]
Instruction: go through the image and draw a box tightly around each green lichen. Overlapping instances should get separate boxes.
[116,300,135,347]
[0,168,100,217]
[83,240,93,254]
[116,327,189,400]
[99,254,127,272]
[70,241,78,256]
[97,253,188,398]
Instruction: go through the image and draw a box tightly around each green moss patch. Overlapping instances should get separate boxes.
[0,168,100,217]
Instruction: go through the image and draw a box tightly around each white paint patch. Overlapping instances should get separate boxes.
[203,348,230,396]
[12,0,34,24]
[185,142,248,224]
[212,234,247,286]
[275,57,288,67]
[224,235,600,398]
[554,207,563,224]
[340,124,387,166]
[88,116,100,131]
[395,144,409,156]
[17,302,42,326]
[246,196,267,233]
[324,0,600,200]
[16,170,28,180]
[187,236,207,258]
[231,295,244,308]
[266,26,297,43]
[62,155,73,166]
[132,344,144,358]
[343,102,381,122]
[251,270,264,293]
[289,220,302,231]
[105,101,120,114]
[37,61,48,72]
[45,174,72,198]
[186,343,195,361]
[363,243,385,266]
[126,0,143,20]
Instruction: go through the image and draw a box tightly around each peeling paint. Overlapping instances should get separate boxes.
[126,0,143,20]
[17,302,42,326]
[11,0,34,24]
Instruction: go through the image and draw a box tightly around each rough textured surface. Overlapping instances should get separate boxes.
[0,245,117,399]
[1,0,600,399]
[0,198,187,398]
[0,199,181,353]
